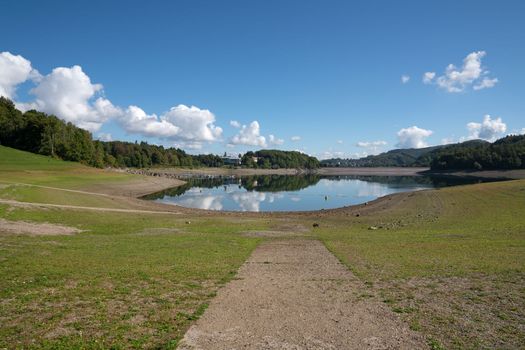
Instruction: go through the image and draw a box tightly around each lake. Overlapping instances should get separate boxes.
[143,174,497,212]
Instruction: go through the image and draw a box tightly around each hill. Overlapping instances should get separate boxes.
[320,145,444,167]
[429,135,525,170]
[321,136,525,170]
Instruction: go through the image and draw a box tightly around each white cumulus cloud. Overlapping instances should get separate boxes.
[291,136,301,142]
[2,51,226,147]
[230,120,241,128]
[396,126,433,148]
[422,72,436,84]
[0,51,40,99]
[466,115,506,141]
[423,51,497,93]
[229,121,267,147]
[268,134,284,146]
[162,105,222,142]
[118,105,180,138]
[401,75,410,84]
[473,77,499,91]
[116,104,222,149]
[356,140,387,155]
[18,65,115,132]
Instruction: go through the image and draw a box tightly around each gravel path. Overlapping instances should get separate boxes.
[178,239,425,349]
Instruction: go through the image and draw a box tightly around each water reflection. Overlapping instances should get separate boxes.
[143,174,498,212]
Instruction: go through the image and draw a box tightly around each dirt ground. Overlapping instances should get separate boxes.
[0,198,182,215]
[178,239,425,350]
[87,174,185,197]
[0,218,82,235]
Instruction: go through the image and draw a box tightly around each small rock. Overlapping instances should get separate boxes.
[368,226,379,230]
[185,221,191,224]
[313,223,319,228]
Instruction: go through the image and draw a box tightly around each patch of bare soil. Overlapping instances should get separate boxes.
[0,218,82,236]
[86,175,185,197]
[0,199,181,215]
[178,239,425,349]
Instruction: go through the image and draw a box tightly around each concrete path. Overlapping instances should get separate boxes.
[178,239,425,349]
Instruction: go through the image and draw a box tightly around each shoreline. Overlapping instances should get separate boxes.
[125,166,525,179]
[422,169,525,179]
[122,166,431,178]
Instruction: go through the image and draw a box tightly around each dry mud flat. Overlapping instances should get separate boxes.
[178,239,425,350]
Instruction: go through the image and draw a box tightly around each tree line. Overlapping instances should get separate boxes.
[0,97,319,169]
[241,150,319,169]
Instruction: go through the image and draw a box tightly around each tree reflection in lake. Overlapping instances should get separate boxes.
[143,174,500,212]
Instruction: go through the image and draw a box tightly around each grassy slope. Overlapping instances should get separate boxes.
[0,147,268,348]
[316,180,525,349]
[0,146,171,208]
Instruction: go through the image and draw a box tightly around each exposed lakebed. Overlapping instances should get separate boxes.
[143,174,499,212]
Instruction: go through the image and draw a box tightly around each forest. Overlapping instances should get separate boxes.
[428,136,525,170]
[241,150,319,169]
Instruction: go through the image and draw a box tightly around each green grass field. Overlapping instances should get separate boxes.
[0,204,267,349]
[315,180,525,349]
[1,146,524,349]
[0,147,269,348]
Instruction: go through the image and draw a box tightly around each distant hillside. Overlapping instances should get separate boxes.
[320,145,444,167]
[429,135,525,170]
[321,136,525,170]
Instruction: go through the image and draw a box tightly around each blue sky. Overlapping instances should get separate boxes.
[1,0,524,158]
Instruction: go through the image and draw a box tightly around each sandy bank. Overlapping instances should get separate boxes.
[317,167,429,176]
[122,166,430,178]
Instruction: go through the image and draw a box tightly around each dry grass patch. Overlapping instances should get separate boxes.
[376,274,525,349]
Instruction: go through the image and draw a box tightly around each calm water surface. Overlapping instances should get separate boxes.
[143,175,495,212]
